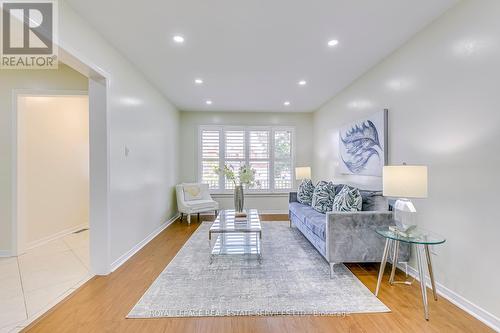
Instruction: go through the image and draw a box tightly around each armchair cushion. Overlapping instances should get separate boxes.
[182,183,204,201]
[184,199,218,210]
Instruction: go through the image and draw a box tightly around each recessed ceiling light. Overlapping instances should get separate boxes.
[205,100,213,105]
[327,39,339,47]
[283,101,290,106]
[195,78,203,84]
[298,80,307,86]
[173,35,185,43]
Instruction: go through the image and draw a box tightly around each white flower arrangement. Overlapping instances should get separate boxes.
[214,164,260,188]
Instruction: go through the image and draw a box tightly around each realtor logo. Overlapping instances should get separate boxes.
[1,0,58,69]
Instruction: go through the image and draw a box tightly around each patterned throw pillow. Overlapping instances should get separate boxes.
[297,179,315,205]
[183,184,203,201]
[333,185,362,212]
[311,181,336,213]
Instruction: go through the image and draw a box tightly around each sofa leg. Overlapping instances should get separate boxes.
[330,263,336,278]
[215,210,218,217]
[187,214,191,225]
[180,213,184,222]
[197,213,200,222]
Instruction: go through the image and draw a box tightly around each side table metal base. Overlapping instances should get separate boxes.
[375,239,438,321]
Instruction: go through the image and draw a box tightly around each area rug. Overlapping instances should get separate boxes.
[128,221,389,318]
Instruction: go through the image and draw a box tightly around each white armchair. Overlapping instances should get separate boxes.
[176,183,219,225]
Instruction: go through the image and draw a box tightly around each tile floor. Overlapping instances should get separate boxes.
[0,230,92,333]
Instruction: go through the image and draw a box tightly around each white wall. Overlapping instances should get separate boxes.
[0,1,180,265]
[57,0,180,264]
[179,111,313,212]
[0,65,88,255]
[313,0,500,320]
[17,95,89,249]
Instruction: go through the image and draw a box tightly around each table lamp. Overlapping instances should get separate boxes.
[383,165,428,231]
[295,166,312,189]
[295,167,311,181]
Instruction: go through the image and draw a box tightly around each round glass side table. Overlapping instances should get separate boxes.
[375,227,446,320]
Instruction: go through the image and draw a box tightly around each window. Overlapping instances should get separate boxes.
[199,126,294,192]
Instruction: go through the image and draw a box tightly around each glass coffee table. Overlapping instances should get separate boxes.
[209,209,262,263]
[375,226,446,320]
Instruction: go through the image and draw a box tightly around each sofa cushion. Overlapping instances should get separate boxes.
[289,202,315,221]
[333,185,362,212]
[360,190,387,211]
[289,202,326,240]
[297,179,315,205]
[303,211,327,240]
[311,181,336,213]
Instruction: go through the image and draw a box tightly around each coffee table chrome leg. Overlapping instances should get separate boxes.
[258,232,262,262]
[389,240,400,284]
[375,238,391,297]
[425,244,438,301]
[416,244,429,320]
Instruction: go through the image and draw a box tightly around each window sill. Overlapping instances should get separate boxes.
[211,192,290,198]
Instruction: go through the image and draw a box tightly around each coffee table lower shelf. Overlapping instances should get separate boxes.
[209,233,262,263]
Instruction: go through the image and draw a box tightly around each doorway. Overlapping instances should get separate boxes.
[16,93,89,253]
[12,93,92,322]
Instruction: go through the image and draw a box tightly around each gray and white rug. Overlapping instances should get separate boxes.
[128,221,389,318]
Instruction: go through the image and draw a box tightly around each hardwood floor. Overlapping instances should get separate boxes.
[24,215,493,333]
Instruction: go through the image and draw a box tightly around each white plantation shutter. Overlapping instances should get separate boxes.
[199,126,294,192]
[202,130,220,159]
[249,131,269,159]
[225,130,245,159]
[249,130,270,190]
[274,130,293,190]
[224,130,245,189]
[200,129,220,189]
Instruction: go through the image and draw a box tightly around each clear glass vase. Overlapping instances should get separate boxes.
[234,185,244,212]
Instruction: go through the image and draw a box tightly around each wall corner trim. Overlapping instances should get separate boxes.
[109,213,180,273]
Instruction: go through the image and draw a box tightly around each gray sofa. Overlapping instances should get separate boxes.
[289,186,410,277]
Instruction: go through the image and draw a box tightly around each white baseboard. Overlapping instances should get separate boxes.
[22,223,88,252]
[0,250,12,257]
[402,264,499,332]
[110,214,179,272]
[258,210,288,214]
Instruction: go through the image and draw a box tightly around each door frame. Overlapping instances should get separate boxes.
[10,45,112,275]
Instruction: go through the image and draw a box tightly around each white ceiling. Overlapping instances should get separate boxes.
[66,0,458,112]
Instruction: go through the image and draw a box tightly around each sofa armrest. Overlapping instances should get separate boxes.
[289,192,298,203]
[325,211,408,263]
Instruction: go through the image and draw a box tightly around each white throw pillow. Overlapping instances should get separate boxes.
[183,184,203,201]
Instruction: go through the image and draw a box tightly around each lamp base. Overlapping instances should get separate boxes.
[394,198,417,232]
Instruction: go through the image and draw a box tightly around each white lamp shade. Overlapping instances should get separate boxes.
[383,165,428,198]
[295,167,311,180]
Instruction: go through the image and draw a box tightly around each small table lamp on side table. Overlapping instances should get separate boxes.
[383,164,428,231]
